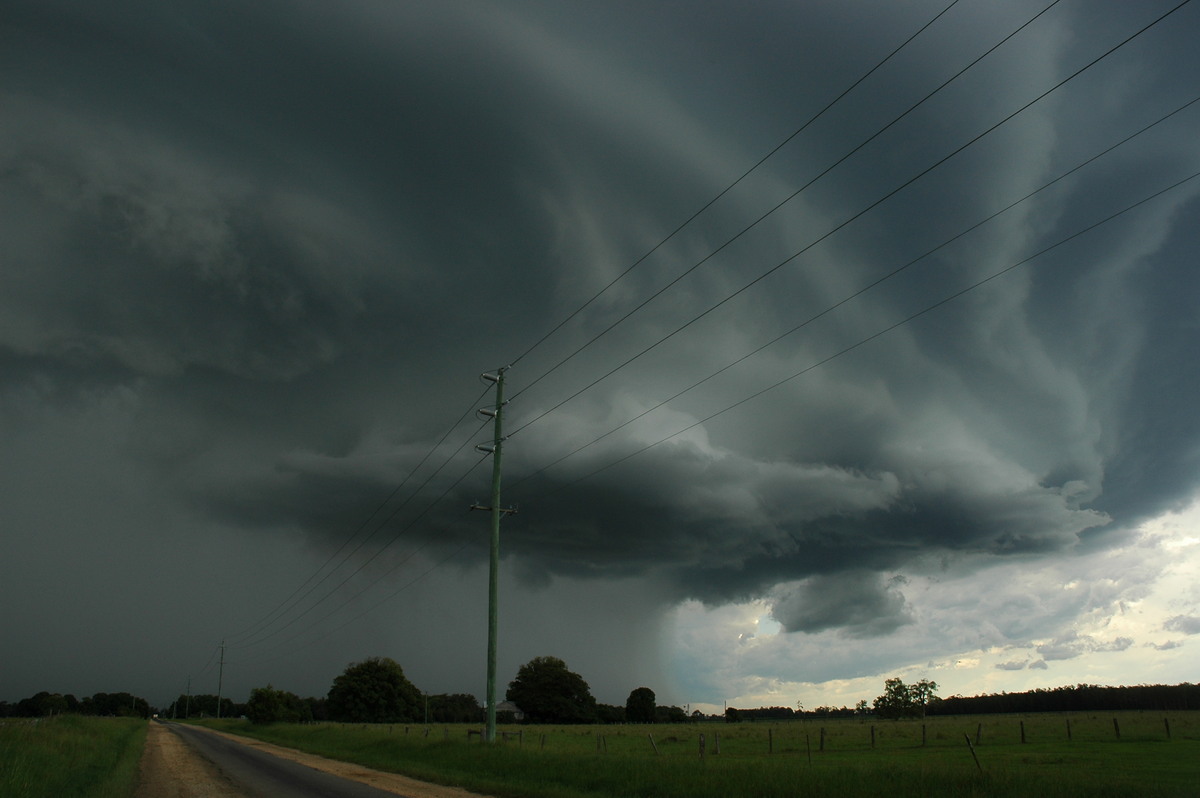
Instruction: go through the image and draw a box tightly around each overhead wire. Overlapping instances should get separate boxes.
[505,0,1192,439]
[225,384,493,646]
[228,419,493,652]
[214,0,974,668]
[505,91,1200,493]
[204,0,1194,676]
[221,384,493,658]
[229,451,494,666]
[508,0,1066,402]
[522,168,1200,500]
[509,0,966,371]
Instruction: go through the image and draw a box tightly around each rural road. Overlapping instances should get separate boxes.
[141,721,488,798]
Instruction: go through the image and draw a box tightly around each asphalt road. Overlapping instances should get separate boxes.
[162,721,407,798]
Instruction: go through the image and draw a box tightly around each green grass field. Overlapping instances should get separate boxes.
[0,715,146,798]
[202,710,1200,798]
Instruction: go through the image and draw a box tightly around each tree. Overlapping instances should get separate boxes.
[625,687,656,723]
[872,677,939,719]
[327,657,422,723]
[428,693,483,723]
[246,685,308,724]
[506,656,596,724]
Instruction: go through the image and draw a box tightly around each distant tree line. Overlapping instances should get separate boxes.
[928,683,1200,715]
[241,654,691,726]
[0,691,152,719]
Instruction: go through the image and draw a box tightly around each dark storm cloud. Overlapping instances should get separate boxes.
[770,573,913,637]
[3,0,1200,704]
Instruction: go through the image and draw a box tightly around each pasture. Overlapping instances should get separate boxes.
[0,714,146,798]
[205,710,1199,797]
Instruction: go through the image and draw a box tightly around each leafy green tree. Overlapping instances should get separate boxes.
[246,685,308,724]
[327,657,422,723]
[506,656,597,724]
[625,687,656,723]
[428,693,483,723]
[873,677,939,719]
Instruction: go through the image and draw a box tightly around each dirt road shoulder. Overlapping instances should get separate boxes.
[136,722,492,798]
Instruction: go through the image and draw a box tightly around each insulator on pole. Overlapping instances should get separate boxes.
[475,444,496,454]
[478,408,497,419]
[481,371,500,383]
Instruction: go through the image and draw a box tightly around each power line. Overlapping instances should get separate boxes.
[519,168,1200,500]
[224,381,491,650]
[506,92,1200,493]
[228,424,492,652]
[509,0,1066,402]
[506,0,968,374]
[505,0,1191,438]
[229,452,493,666]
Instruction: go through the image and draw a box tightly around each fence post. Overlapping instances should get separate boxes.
[820,727,826,752]
[1164,718,1171,740]
[1066,718,1072,742]
[964,733,983,773]
[699,733,706,759]
[1112,718,1121,741]
[922,724,927,747]
[715,733,720,755]
[870,725,876,749]
[1020,721,1026,744]
[768,728,773,754]
[975,723,982,746]
[806,732,812,766]
[648,734,659,755]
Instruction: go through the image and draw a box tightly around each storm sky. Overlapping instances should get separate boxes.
[3,0,1199,712]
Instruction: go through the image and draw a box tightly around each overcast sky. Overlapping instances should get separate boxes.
[3,0,1199,713]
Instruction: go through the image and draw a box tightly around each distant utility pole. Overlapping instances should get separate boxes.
[470,367,515,744]
[185,676,191,719]
[216,641,226,719]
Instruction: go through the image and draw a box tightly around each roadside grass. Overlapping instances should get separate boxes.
[201,710,1199,798]
[0,715,146,798]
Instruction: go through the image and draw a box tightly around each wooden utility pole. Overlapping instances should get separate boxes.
[216,641,225,719]
[471,367,515,744]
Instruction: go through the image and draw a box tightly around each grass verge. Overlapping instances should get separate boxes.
[201,712,1199,798]
[0,715,147,798]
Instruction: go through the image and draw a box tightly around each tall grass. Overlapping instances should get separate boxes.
[0,715,146,798]
[204,710,1199,798]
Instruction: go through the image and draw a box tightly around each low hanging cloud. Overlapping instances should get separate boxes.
[1163,615,1200,635]
[1036,632,1134,662]
[770,573,913,638]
